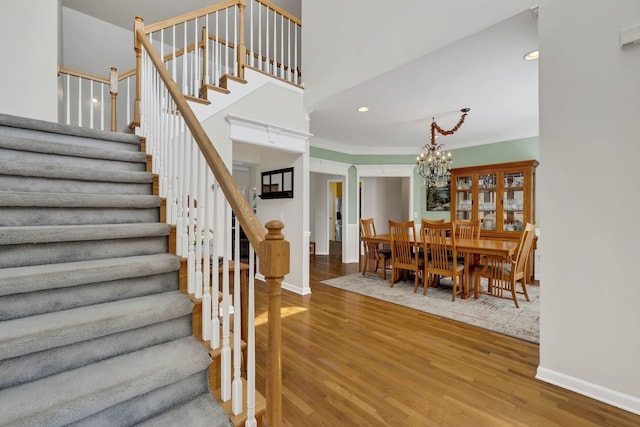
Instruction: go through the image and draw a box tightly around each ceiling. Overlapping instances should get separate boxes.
[61,1,538,156]
[306,8,539,155]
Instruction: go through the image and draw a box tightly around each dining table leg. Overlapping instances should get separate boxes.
[461,253,475,299]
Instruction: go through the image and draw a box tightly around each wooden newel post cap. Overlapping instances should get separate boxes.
[260,220,290,278]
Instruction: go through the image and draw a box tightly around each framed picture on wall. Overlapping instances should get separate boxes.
[426,181,451,211]
[260,167,294,199]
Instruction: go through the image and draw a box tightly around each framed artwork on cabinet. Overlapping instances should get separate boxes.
[426,181,451,211]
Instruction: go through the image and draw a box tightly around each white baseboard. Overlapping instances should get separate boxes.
[536,367,640,415]
[255,273,311,295]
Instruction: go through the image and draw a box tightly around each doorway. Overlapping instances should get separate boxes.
[328,180,343,256]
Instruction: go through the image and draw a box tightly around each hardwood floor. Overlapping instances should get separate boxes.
[253,254,640,426]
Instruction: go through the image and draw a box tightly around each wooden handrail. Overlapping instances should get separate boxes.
[143,0,240,34]
[118,68,136,80]
[57,65,110,84]
[58,64,138,84]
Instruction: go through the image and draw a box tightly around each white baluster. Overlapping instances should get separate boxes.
[210,182,220,349]
[187,135,196,295]
[215,11,219,86]
[245,244,257,427]
[177,119,187,257]
[78,77,82,127]
[165,96,175,225]
[265,5,269,73]
[225,7,229,77]
[204,13,210,86]
[194,153,204,300]
[99,83,103,130]
[280,12,284,79]
[250,0,254,68]
[183,20,188,94]
[64,74,71,125]
[233,6,238,77]
[294,24,299,84]
[232,221,242,414]
[220,202,232,401]
[258,2,263,71]
[287,20,291,82]
[193,16,198,97]
[126,77,130,126]
[202,170,212,342]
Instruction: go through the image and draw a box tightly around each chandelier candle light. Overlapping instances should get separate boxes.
[416,107,470,187]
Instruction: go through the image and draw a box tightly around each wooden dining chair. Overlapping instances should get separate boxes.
[421,221,464,300]
[473,222,536,308]
[455,219,481,240]
[388,219,423,289]
[359,218,391,280]
[453,219,481,288]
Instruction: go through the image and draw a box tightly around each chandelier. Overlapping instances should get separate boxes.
[416,108,470,187]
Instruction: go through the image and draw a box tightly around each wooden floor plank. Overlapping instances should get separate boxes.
[253,254,640,426]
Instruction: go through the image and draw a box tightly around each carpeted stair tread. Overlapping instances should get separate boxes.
[0,254,180,297]
[0,291,192,360]
[0,223,169,245]
[134,393,232,427]
[67,373,214,427]
[0,133,147,163]
[0,336,211,427]
[0,191,160,208]
[0,160,153,183]
[0,112,141,145]
[0,317,192,390]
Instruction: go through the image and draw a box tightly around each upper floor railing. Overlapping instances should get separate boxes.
[59,0,302,133]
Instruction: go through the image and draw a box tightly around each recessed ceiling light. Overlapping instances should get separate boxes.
[523,49,539,61]
[91,98,99,103]
[357,106,369,112]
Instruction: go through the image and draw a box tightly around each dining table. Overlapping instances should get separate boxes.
[360,233,518,299]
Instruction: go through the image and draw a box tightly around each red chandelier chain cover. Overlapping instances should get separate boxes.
[430,112,468,145]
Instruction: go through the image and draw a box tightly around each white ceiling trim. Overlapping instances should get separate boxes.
[309,157,350,175]
[356,164,414,177]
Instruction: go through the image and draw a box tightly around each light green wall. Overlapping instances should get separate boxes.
[311,136,540,225]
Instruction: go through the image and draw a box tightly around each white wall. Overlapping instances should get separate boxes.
[537,0,640,414]
[360,177,408,235]
[62,7,135,76]
[0,0,59,121]
[201,82,310,295]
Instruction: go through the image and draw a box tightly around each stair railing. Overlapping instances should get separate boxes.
[135,16,287,427]
[58,65,137,133]
[245,0,302,85]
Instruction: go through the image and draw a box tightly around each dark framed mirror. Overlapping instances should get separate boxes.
[260,167,293,199]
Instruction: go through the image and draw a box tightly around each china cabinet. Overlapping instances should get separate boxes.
[451,160,537,237]
[451,160,538,278]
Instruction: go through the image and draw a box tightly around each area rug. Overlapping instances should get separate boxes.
[320,273,539,343]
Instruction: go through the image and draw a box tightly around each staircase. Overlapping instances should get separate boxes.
[0,113,233,426]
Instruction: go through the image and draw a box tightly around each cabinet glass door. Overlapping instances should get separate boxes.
[503,171,525,232]
[455,176,473,220]
[478,173,497,231]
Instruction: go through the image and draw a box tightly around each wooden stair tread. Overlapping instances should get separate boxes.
[214,377,266,427]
